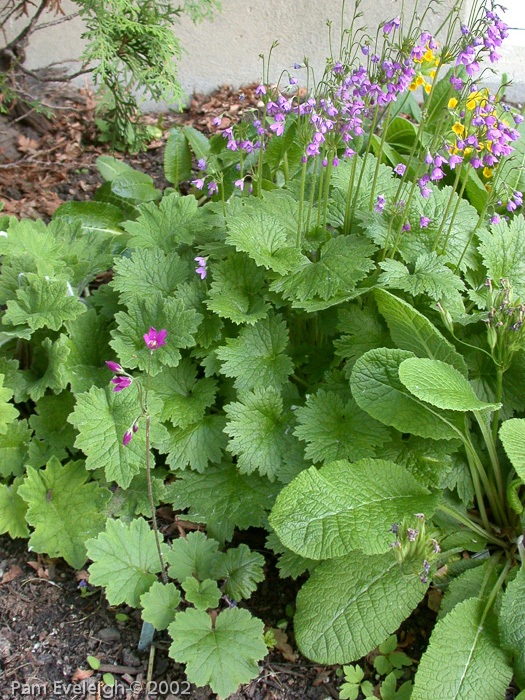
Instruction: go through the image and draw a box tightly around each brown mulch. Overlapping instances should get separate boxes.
[0,80,264,221]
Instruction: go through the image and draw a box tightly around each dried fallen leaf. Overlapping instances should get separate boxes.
[0,564,23,584]
[72,668,94,682]
[272,628,298,662]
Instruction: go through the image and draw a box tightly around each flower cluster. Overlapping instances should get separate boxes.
[389,514,440,583]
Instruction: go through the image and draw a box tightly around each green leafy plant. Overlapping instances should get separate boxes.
[1,1,525,698]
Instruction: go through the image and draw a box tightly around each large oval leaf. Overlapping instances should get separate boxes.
[294,551,427,664]
[270,459,439,559]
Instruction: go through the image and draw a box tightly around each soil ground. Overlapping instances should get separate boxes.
[0,81,521,700]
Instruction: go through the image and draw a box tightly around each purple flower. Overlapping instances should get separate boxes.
[197,158,207,171]
[106,361,123,373]
[208,181,218,196]
[123,430,133,447]
[383,18,400,35]
[420,216,431,229]
[361,45,370,56]
[111,376,132,392]
[192,179,205,190]
[449,154,463,169]
[255,84,267,96]
[289,76,298,85]
[431,166,444,181]
[402,222,411,233]
[374,194,386,213]
[294,62,301,69]
[465,62,480,77]
[461,25,470,35]
[490,215,500,225]
[514,114,524,125]
[420,186,432,198]
[234,179,245,191]
[450,75,464,91]
[143,327,167,350]
[394,164,406,176]
[212,116,222,126]
[194,256,207,279]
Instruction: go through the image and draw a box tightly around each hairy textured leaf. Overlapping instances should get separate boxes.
[378,252,465,301]
[224,388,288,480]
[270,459,439,559]
[124,193,197,250]
[499,566,525,687]
[0,420,31,477]
[96,155,135,182]
[206,254,270,325]
[166,462,280,543]
[53,201,125,235]
[18,458,111,568]
[294,391,389,463]
[149,359,217,428]
[212,544,265,600]
[375,289,466,373]
[164,415,227,472]
[226,207,303,275]
[439,559,500,619]
[265,532,317,580]
[351,348,463,441]
[500,419,525,481]
[399,358,501,412]
[168,607,267,698]
[21,335,70,402]
[411,598,512,700]
[216,314,293,392]
[334,306,392,373]
[0,477,29,539]
[111,248,190,305]
[294,551,427,664]
[270,236,375,303]
[478,215,525,298]
[167,531,221,584]
[87,518,168,606]
[110,292,201,376]
[64,308,112,392]
[4,276,85,332]
[0,373,18,434]
[141,581,181,630]
[69,386,165,489]
[28,392,76,467]
[182,578,221,611]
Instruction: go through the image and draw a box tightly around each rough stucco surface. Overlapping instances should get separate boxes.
[8,0,525,106]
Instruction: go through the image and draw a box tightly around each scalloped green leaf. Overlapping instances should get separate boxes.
[141,581,181,630]
[168,607,267,698]
[166,531,221,584]
[18,458,111,568]
[182,578,221,611]
[87,518,168,606]
[124,193,197,250]
[0,477,29,539]
[211,544,265,600]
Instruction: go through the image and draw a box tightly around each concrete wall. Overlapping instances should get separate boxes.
[7,0,525,106]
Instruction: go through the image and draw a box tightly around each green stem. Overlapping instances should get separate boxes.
[322,155,333,231]
[430,164,464,253]
[474,410,507,523]
[343,150,359,234]
[306,155,319,234]
[439,167,470,255]
[296,157,308,248]
[437,504,507,548]
[480,557,512,625]
[492,365,504,444]
[465,436,507,528]
[368,102,393,211]
[348,105,380,232]
[463,439,492,532]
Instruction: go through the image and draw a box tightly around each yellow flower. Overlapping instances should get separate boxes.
[448,98,458,109]
[429,69,437,79]
[466,98,476,110]
[464,147,472,155]
[485,183,491,192]
[483,167,493,178]
[409,81,418,91]
[416,75,426,87]
[424,83,432,94]
[424,49,434,62]
[477,142,484,152]
[452,122,465,136]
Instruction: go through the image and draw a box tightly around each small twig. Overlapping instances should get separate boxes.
[98,664,142,676]
[20,577,62,588]
[146,645,155,684]
[32,11,79,30]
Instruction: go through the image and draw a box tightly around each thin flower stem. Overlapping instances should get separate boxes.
[348,104,380,232]
[144,350,167,584]
[492,365,504,444]
[439,167,470,255]
[480,557,512,625]
[296,158,308,248]
[343,150,359,234]
[474,410,507,523]
[430,163,465,252]
[306,155,319,234]
[322,155,333,231]
[368,101,393,211]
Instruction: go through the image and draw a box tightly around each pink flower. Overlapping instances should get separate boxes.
[111,376,132,392]
[194,256,207,280]
[123,430,133,446]
[106,361,123,373]
[143,327,167,349]
[420,216,431,229]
